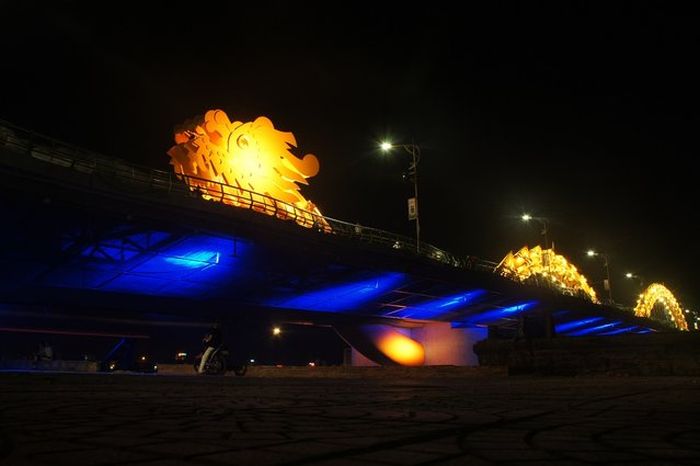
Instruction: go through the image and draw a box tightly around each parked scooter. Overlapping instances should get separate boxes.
[194,345,247,376]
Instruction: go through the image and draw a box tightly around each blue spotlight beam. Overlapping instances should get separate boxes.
[453,301,538,326]
[265,272,407,313]
[555,317,605,334]
[388,290,486,320]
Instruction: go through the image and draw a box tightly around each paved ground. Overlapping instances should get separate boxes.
[1,371,699,465]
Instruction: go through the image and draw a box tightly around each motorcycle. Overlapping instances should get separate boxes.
[194,345,247,376]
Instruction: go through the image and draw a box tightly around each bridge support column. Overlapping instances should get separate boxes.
[340,322,488,367]
[350,347,380,367]
[412,322,487,366]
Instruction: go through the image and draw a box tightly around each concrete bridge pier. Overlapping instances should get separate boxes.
[340,322,488,367]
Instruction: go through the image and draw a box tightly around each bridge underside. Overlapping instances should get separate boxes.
[0,132,667,365]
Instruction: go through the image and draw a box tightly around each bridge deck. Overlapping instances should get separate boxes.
[0,120,668,336]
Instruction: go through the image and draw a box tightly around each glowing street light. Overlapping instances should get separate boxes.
[380,141,421,253]
[625,272,643,282]
[272,327,282,336]
[521,214,550,249]
[625,272,645,290]
[586,249,613,304]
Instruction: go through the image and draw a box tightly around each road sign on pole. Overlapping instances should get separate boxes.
[408,197,417,220]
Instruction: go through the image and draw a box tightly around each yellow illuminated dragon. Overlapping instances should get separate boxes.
[167,109,329,230]
[496,245,599,303]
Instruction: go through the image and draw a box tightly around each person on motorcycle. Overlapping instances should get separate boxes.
[198,322,223,374]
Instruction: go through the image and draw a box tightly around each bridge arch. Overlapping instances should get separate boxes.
[634,283,688,331]
[495,245,599,303]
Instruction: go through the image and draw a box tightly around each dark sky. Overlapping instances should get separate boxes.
[2,2,698,310]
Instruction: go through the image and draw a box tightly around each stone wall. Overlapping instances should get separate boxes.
[0,359,99,372]
[474,332,700,376]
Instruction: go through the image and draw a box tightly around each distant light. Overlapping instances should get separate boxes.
[308,361,316,367]
[272,327,282,336]
[380,142,393,152]
[626,272,634,278]
[521,214,532,222]
[140,356,146,361]
[249,359,255,364]
[176,352,187,358]
[153,365,158,371]
[587,250,596,257]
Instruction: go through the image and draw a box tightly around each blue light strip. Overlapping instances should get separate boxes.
[164,251,221,268]
[555,317,605,334]
[456,300,538,325]
[598,325,640,336]
[265,272,407,313]
[566,320,623,336]
[390,290,486,319]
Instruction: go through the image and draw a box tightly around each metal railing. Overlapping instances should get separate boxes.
[0,120,496,271]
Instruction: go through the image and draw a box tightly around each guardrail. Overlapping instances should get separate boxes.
[0,120,497,271]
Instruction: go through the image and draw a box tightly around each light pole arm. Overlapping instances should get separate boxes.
[380,141,422,253]
[539,218,549,250]
[601,254,613,303]
[530,216,549,249]
[401,144,420,252]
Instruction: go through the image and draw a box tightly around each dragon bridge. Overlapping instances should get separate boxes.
[167,109,330,231]
[634,283,688,331]
[495,245,599,303]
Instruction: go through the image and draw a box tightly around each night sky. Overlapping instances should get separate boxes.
[2,2,698,311]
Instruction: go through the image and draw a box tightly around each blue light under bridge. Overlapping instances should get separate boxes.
[452,301,538,327]
[388,290,487,320]
[265,272,407,313]
[46,232,251,298]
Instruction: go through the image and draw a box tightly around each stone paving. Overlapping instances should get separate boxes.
[1,371,699,465]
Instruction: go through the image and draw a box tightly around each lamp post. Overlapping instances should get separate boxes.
[625,272,645,288]
[587,249,613,304]
[271,326,282,365]
[625,272,646,305]
[521,214,550,249]
[380,141,421,253]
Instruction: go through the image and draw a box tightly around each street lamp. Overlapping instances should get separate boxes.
[587,249,613,304]
[380,141,421,253]
[521,214,550,249]
[625,272,646,293]
[625,272,645,285]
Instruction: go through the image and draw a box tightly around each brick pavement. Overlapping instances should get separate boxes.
[1,371,699,465]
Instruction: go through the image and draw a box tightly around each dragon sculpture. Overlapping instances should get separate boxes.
[496,245,599,303]
[167,109,329,230]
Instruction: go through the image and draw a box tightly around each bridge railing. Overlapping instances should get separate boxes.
[0,120,499,271]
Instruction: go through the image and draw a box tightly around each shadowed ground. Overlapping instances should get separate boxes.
[1,370,699,465]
